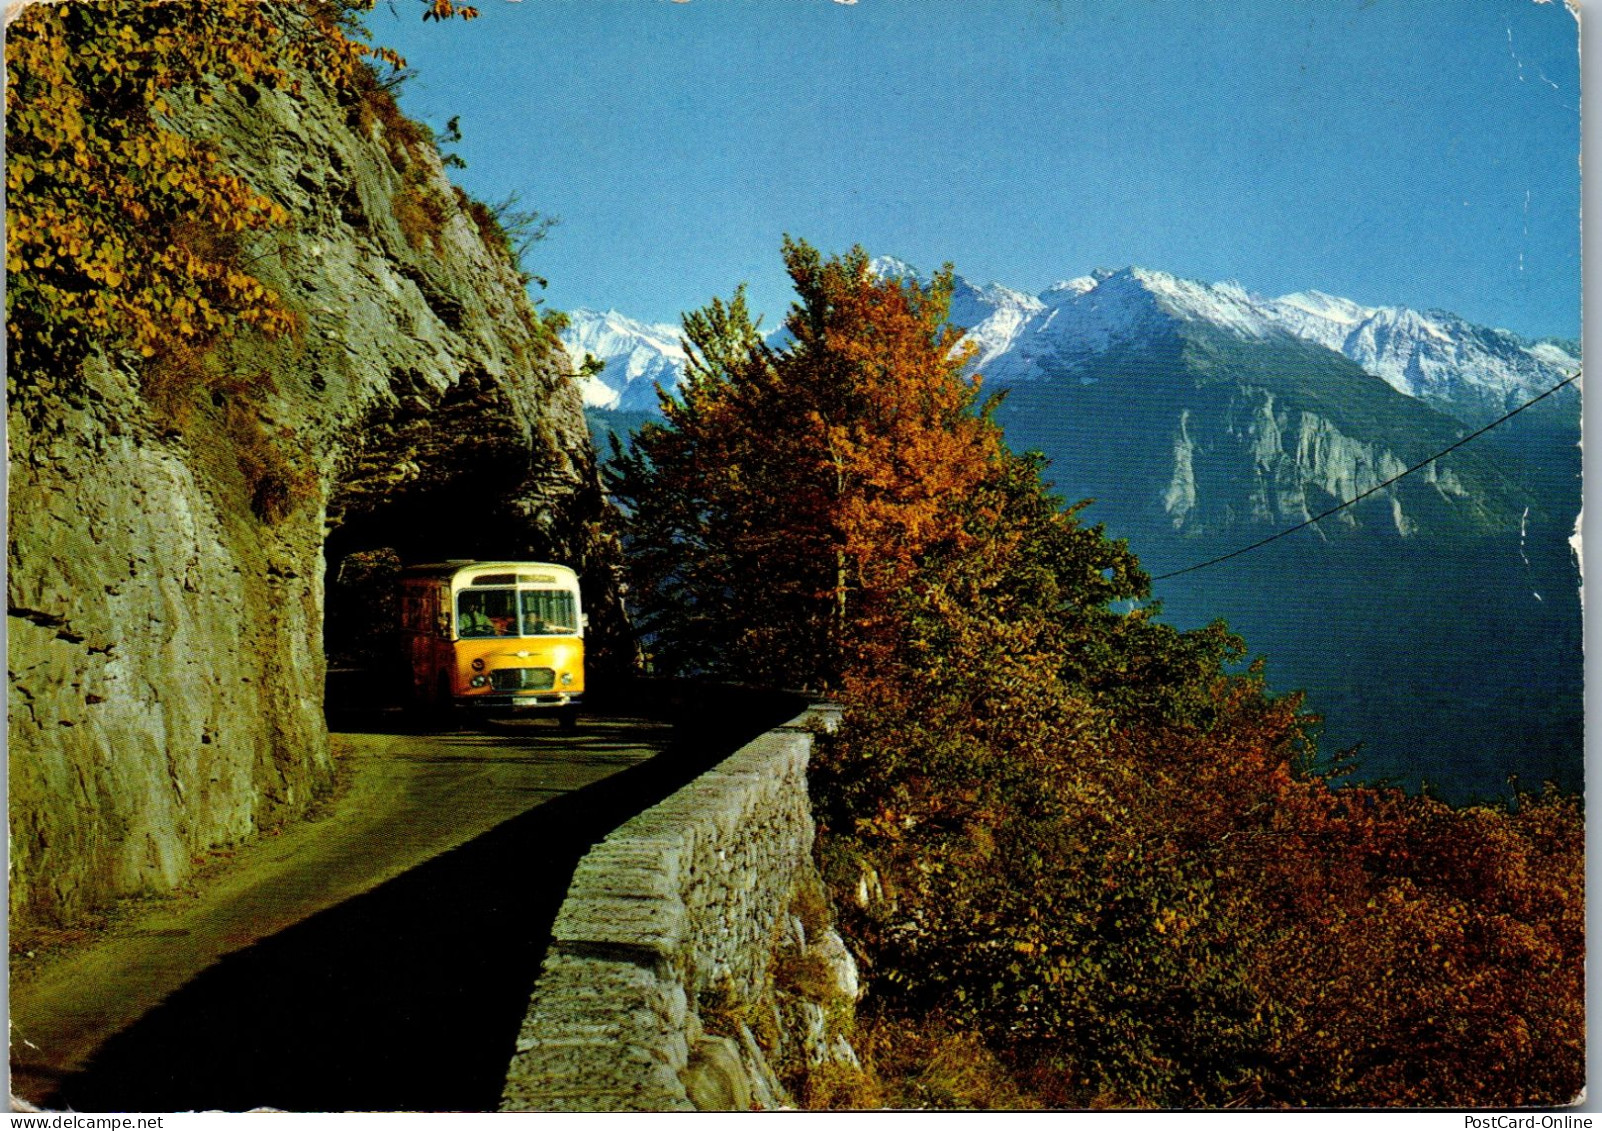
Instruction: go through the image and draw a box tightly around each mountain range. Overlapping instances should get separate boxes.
[565,263,1582,800]
[561,307,689,412]
[566,262,1578,542]
[565,260,1578,434]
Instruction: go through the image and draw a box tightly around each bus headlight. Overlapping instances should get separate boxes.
[470,675,489,688]
[560,671,574,686]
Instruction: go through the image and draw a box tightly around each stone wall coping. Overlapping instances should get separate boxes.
[500,702,837,1112]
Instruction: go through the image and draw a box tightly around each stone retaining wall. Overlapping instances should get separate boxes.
[500,704,858,1112]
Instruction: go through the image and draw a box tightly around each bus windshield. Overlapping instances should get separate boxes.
[457,587,578,638]
[520,589,578,635]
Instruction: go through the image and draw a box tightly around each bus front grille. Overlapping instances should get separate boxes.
[491,667,556,691]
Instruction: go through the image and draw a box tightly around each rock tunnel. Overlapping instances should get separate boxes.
[7,24,628,929]
[318,364,628,711]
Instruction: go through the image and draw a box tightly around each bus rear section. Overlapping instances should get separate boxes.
[398,561,585,726]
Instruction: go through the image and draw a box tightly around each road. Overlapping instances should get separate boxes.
[10,713,683,1112]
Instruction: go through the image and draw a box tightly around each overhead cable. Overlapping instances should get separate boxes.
[1151,371,1581,582]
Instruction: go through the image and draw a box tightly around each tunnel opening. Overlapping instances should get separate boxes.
[322,436,529,711]
[319,365,629,722]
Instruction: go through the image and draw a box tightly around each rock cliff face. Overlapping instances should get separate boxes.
[8,57,618,927]
[1157,388,1468,539]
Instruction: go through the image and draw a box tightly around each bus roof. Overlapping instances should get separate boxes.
[398,561,577,582]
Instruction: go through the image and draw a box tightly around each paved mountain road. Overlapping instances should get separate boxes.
[10,714,679,1112]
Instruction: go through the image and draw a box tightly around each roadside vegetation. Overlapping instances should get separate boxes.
[5,0,480,383]
[610,240,1584,1109]
[4,0,526,522]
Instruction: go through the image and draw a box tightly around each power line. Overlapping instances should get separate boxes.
[1151,371,1581,582]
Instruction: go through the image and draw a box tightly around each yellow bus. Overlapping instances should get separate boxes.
[397,560,585,726]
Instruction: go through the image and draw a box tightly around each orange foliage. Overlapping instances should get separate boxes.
[828,643,1584,1108]
[6,0,474,386]
[612,240,1585,1108]
[611,240,1014,687]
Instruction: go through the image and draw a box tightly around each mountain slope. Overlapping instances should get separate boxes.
[956,268,1538,547]
[890,262,1580,802]
[571,263,1579,800]
[567,263,1579,442]
[995,330,1519,541]
[965,269,1579,802]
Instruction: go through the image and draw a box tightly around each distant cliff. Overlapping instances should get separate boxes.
[8,9,620,927]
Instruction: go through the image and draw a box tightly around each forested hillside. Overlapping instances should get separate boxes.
[610,242,1584,1109]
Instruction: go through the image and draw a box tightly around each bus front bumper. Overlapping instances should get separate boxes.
[459,692,582,712]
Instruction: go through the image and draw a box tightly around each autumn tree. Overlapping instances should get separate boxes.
[614,242,1584,1109]
[610,238,1018,688]
[824,599,1583,1108]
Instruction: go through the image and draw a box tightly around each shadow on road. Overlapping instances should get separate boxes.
[45,690,803,1113]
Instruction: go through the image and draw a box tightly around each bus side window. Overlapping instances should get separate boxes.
[434,590,451,638]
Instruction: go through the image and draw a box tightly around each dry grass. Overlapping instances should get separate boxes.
[140,337,215,430]
[351,74,430,164]
[799,1057,887,1111]
[393,169,451,252]
[460,191,513,266]
[222,397,318,522]
[850,1012,1042,1111]
[143,350,317,524]
[348,68,451,253]
[791,869,834,938]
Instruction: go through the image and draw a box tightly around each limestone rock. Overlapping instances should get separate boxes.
[8,36,618,928]
[809,928,862,1005]
[681,1035,752,1111]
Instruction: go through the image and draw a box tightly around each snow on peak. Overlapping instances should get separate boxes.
[1529,341,1581,372]
[1273,290,1376,326]
[567,263,1577,431]
[870,257,1041,315]
[1113,267,1273,338]
[560,308,687,411]
[868,255,924,283]
[952,266,1577,428]
[1254,291,1576,421]
[949,277,1047,374]
[1042,267,1120,302]
[1043,275,1101,299]
[963,278,1044,312]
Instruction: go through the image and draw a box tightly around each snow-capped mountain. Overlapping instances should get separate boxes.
[566,264,1578,438]
[946,267,1578,431]
[560,309,687,411]
[869,255,1047,374]
[1260,292,1579,427]
[859,262,1574,542]
[955,266,1282,385]
[566,263,1580,802]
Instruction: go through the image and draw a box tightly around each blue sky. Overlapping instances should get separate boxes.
[366,0,1581,340]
